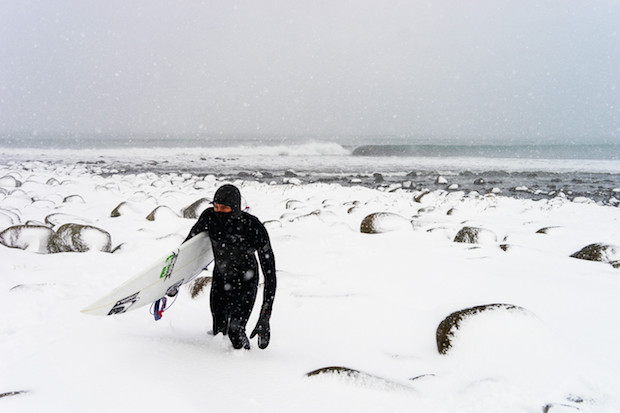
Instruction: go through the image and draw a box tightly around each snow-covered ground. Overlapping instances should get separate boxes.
[1,160,619,412]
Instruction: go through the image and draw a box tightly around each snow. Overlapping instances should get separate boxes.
[1,160,620,413]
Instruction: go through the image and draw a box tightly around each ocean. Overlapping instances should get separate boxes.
[1,134,619,204]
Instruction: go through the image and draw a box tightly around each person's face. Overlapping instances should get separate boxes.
[214,203,232,213]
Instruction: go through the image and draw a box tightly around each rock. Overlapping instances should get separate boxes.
[570,243,620,264]
[110,201,140,217]
[454,226,497,244]
[63,194,85,203]
[0,175,21,188]
[46,177,60,186]
[182,198,211,219]
[190,276,212,299]
[306,366,413,392]
[283,177,302,185]
[45,213,92,227]
[263,220,282,230]
[413,190,430,203]
[285,200,304,210]
[146,206,179,221]
[542,403,582,413]
[111,243,126,254]
[435,176,448,185]
[0,225,56,254]
[536,226,561,234]
[48,224,112,253]
[0,208,21,226]
[373,173,384,183]
[306,366,363,378]
[360,212,411,234]
[284,170,298,177]
[0,391,29,399]
[447,183,459,190]
[436,303,530,354]
[474,178,486,185]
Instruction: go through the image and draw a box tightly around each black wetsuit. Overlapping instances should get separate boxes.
[184,207,276,346]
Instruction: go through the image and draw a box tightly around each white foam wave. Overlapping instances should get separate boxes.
[0,142,351,158]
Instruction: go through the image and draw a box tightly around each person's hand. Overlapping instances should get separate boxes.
[250,314,270,349]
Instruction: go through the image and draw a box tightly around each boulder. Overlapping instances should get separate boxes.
[306,366,413,392]
[45,213,92,227]
[0,391,29,399]
[0,175,21,188]
[0,208,21,226]
[146,206,179,221]
[306,366,364,378]
[110,201,141,217]
[536,226,561,234]
[285,200,304,210]
[0,225,56,254]
[436,303,530,355]
[48,224,112,253]
[454,226,497,244]
[413,190,430,203]
[190,276,212,299]
[360,212,411,234]
[570,243,620,265]
[182,198,211,219]
[63,194,85,203]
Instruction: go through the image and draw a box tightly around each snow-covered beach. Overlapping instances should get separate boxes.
[1,147,620,412]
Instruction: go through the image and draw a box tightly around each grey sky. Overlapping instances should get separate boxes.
[1,0,618,142]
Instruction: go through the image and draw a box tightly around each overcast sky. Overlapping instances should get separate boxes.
[0,0,618,143]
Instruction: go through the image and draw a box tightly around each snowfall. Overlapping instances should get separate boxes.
[1,157,620,413]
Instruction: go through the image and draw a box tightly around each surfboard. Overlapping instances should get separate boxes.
[81,232,213,316]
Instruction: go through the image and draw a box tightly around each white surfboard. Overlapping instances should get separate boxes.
[81,232,213,316]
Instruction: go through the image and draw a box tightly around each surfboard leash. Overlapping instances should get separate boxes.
[150,294,179,321]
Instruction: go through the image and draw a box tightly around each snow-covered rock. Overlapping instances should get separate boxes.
[48,223,112,253]
[454,226,497,244]
[0,225,56,254]
[360,212,411,234]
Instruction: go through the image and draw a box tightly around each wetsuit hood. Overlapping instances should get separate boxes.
[213,184,241,213]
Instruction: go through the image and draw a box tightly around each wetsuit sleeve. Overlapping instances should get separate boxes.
[184,208,211,243]
[253,220,276,318]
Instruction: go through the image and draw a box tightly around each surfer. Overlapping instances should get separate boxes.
[183,184,276,350]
